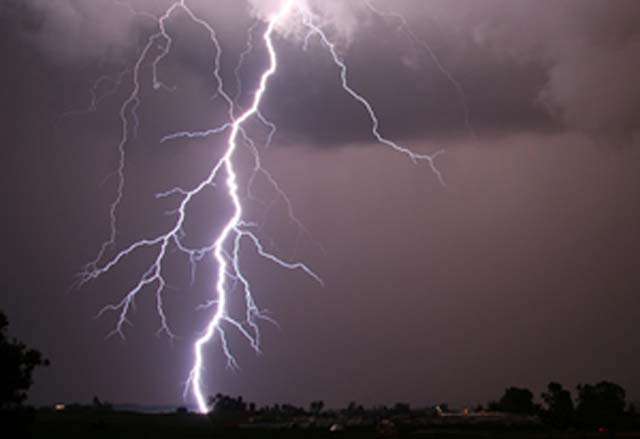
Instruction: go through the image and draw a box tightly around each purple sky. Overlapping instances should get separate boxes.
[1,0,639,409]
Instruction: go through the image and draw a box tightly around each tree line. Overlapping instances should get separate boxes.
[0,310,49,410]
[0,308,637,435]
[486,381,632,430]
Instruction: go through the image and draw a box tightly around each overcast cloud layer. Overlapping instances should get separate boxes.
[10,0,640,142]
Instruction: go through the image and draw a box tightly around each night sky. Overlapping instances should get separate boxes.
[1,0,639,410]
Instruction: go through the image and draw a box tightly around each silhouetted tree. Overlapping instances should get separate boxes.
[342,401,365,416]
[392,402,411,415]
[371,405,390,418]
[0,310,49,409]
[629,403,639,430]
[541,382,574,429]
[280,403,305,417]
[209,393,247,416]
[496,387,538,414]
[576,381,626,429]
[208,394,250,428]
[309,400,324,415]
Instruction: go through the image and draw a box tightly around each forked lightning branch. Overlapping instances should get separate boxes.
[79,0,445,414]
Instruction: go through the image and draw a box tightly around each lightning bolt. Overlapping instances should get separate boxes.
[79,0,445,414]
[300,14,446,186]
[187,2,307,412]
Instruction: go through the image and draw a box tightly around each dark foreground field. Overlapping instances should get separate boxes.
[5,411,640,439]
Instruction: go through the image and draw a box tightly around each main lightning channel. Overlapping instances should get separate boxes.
[188,0,296,414]
[80,0,320,414]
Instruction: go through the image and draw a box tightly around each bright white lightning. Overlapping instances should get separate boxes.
[80,0,445,415]
[189,2,307,413]
[300,15,446,186]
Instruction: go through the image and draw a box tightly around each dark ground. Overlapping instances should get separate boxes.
[4,411,640,439]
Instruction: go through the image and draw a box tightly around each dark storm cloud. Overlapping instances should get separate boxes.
[9,0,640,144]
[269,0,640,144]
[432,0,640,142]
[263,27,557,145]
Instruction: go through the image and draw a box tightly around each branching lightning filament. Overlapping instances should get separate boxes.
[79,0,444,414]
